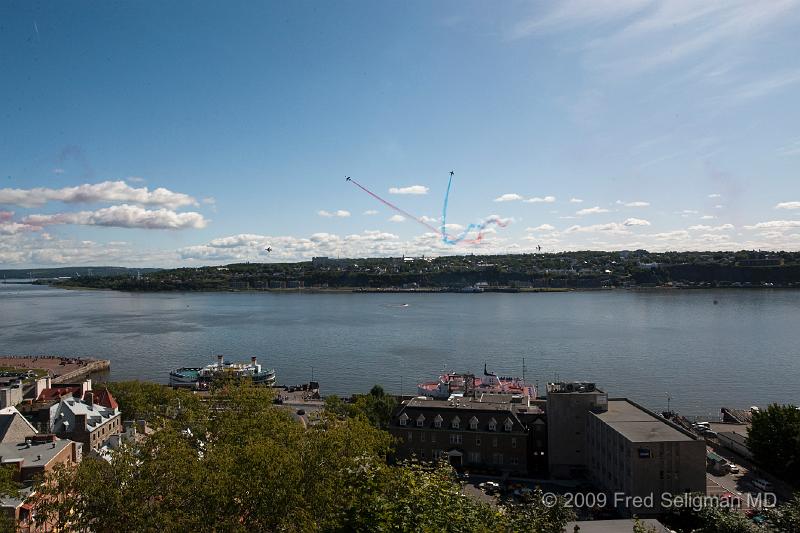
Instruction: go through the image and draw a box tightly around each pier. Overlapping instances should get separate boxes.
[0,355,110,383]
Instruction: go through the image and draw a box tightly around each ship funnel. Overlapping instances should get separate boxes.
[251,356,257,366]
[217,355,224,367]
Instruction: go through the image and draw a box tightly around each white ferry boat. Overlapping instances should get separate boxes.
[169,355,276,389]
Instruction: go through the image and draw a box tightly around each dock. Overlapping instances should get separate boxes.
[0,356,110,384]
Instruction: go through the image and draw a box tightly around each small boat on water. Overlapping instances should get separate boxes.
[170,355,276,389]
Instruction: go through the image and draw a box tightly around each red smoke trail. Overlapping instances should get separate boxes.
[347,178,442,234]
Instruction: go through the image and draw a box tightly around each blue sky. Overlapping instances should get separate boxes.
[2,0,800,267]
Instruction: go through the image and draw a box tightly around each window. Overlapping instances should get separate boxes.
[511,437,517,449]
[431,434,436,443]
[451,416,460,430]
[416,414,425,428]
[420,433,426,442]
[492,437,498,448]
[488,418,497,431]
[504,418,513,432]
[468,451,481,463]
[475,437,481,446]
[492,453,503,465]
[434,414,443,429]
[469,416,479,430]
[399,413,408,427]
[449,434,462,445]
[510,457,519,466]
[407,432,412,442]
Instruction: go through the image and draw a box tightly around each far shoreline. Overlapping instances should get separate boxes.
[45,283,798,295]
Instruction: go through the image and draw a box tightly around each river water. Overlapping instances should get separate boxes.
[1,282,797,416]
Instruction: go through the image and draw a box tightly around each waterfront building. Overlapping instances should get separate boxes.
[389,394,547,477]
[49,391,123,454]
[718,430,752,460]
[547,383,706,515]
[0,378,23,409]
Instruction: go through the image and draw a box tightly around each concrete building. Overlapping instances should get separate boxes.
[587,399,706,514]
[390,394,547,476]
[718,430,752,460]
[546,382,706,515]
[546,382,607,478]
[0,378,23,409]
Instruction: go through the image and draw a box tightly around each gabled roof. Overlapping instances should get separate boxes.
[0,407,37,444]
[92,389,119,410]
[38,386,81,402]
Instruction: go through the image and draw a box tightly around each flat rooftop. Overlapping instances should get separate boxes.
[593,399,695,443]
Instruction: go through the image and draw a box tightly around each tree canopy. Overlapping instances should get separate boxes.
[747,403,800,484]
[32,381,574,532]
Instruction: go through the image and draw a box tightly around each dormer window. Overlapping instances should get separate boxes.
[434,414,443,429]
[469,416,479,430]
[451,416,460,430]
[416,414,426,428]
[504,418,514,432]
[399,413,409,427]
[488,418,497,431]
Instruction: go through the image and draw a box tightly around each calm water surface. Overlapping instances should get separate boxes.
[1,282,798,416]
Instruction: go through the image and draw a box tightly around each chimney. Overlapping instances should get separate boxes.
[217,355,224,368]
[45,376,52,389]
[36,455,41,461]
[84,391,94,408]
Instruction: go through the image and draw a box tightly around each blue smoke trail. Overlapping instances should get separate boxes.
[440,172,506,245]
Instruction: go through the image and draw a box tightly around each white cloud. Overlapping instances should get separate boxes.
[388,215,406,222]
[22,204,208,230]
[623,217,651,226]
[778,138,800,156]
[317,210,351,218]
[565,223,630,234]
[0,180,198,209]
[708,193,722,198]
[688,224,734,231]
[388,185,429,195]
[700,215,716,220]
[775,201,800,210]
[420,215,439,223]
[527,224,557,232]
[714,204,724,209]
[616,200,650,207]
[745,220,800,230]
[569,198,584,203]
[524,195,556,203]
[494,193,524,202]
[576,206,610,216]
[363,210,379,216]
[508,0,651,39]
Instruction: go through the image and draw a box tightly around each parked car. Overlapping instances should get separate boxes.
[752,478,773,492]
[480,481,500,494]
[728,464,740,474]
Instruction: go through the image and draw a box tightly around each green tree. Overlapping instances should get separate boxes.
[748,404,800,483]
[766,493,800,533]
[33,381,574,532]
[324,385,397,430]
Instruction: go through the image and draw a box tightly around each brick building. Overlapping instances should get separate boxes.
[389,394,547,476]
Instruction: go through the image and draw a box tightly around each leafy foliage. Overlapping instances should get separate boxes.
[325,385,397,429]
[747,403,800,484]
[32,381,574,532]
